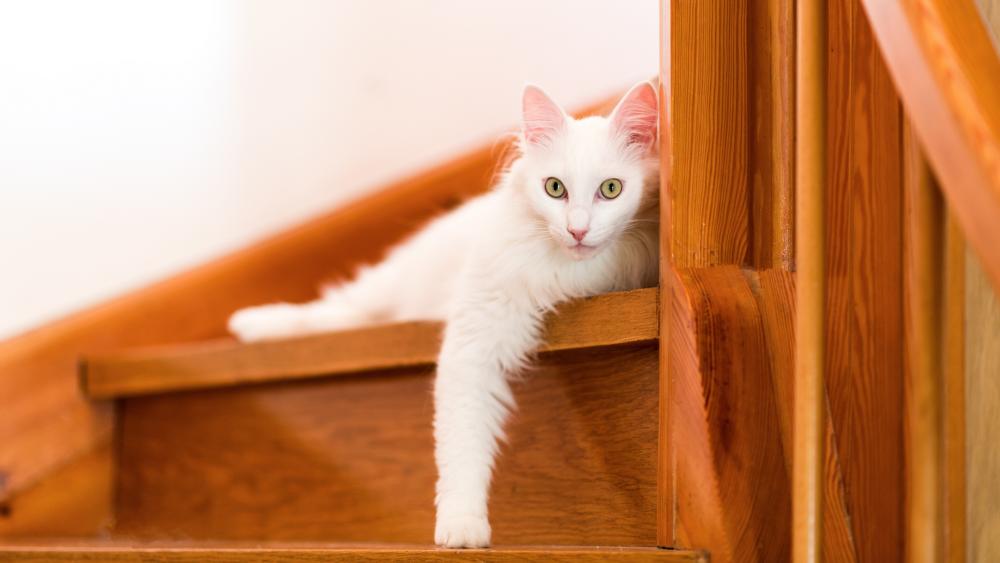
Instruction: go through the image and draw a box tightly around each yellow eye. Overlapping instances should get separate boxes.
[544,177,566,198]
[600,178,623,199]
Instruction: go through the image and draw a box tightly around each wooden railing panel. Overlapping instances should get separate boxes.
[965,252,1000,562]
[666,266,791,562]
[860,0,1000,292]
[824,3,906,562]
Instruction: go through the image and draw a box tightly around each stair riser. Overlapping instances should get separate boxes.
[114,344,658,546]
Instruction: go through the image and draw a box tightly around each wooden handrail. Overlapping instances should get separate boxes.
[794,0,827,561]
[860,0,1000,293]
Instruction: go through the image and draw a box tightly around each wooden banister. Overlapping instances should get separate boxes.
[859,0,1000,293]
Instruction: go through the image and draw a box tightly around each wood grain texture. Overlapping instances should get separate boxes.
[943,214,967,563]
[902,123,946,563]
[82,288,657,399]
[750,270,859,563]
[965,251,1000,563]
[0,542,705,563]
[666,266,790,563]
[667,0,750,268]
[0,96,618,533]
[749,0,796,270]
[115,344,659,546]
[825,3,905,561]
[660,0,796,551]
[860,0,1000,292]
[666,0,794,271]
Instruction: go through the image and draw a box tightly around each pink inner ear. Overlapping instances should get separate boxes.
[522,86,566,146]
[611,83,658,151]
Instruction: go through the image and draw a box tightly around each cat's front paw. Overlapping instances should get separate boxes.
[228,303,304,342]
[434,513,491,548]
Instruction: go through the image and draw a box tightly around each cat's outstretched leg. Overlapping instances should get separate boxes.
[433,291,543,548]
[228,297,365,342]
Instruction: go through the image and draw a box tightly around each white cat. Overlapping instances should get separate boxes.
[228,81,660,548]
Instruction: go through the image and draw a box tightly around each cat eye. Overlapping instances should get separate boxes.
[600,178,623,199]
[544,177,566,198]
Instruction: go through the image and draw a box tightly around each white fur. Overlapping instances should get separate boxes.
[228,82,660,548]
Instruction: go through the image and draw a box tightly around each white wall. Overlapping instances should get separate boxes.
[0,0,659,340]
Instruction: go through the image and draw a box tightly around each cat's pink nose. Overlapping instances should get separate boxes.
[568,227,588,242]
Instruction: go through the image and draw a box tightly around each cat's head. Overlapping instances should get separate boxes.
[514,82,659,260]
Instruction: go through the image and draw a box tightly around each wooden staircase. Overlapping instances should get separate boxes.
[2,289,704,560]
[85,289,660,545]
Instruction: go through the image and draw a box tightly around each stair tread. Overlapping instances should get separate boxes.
[80,287,658,399]
[0,541,703,562]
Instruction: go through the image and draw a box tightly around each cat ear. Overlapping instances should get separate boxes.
[610,81,659,152]
[522,85,567,146]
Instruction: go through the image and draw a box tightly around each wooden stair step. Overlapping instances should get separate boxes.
[0,541,705,562]
[81,287,658,399]
[97,288,662,545]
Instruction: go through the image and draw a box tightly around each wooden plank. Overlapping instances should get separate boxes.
[943,214,966,563]
[666,266,790,563]
[82,288,657,400]
[794,0,828,560]
[660,0,796,552]
[824,3,906,562]
[749,0,796,269]
[667,0,750,268]
[902,121,946,563]
[859,0,1000,292]
[0,542,705,563]
[965,250,1000,562]
[114,344,659,546]
[751,270,858,563]
[0,95,619,521]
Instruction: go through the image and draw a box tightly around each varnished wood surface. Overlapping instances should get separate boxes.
[660,0,796,552]
[667,1,749,268]
[794,0,828,560]
[0,96,618,534]
[825,4,905,561]
[0,542,704,563]
[965,252,1000,563]
[0,443,113,538]
[666,0,794,272]
[666,266,790,562]
[751,271,859,563]
[115,344,659,546]
[82,288,657,399]
[943,214,967,563]
[749,0,796,269]
[902,124,946,563]
[860,0,1000,292]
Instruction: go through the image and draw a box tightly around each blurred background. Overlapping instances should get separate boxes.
[0,0,658,339]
